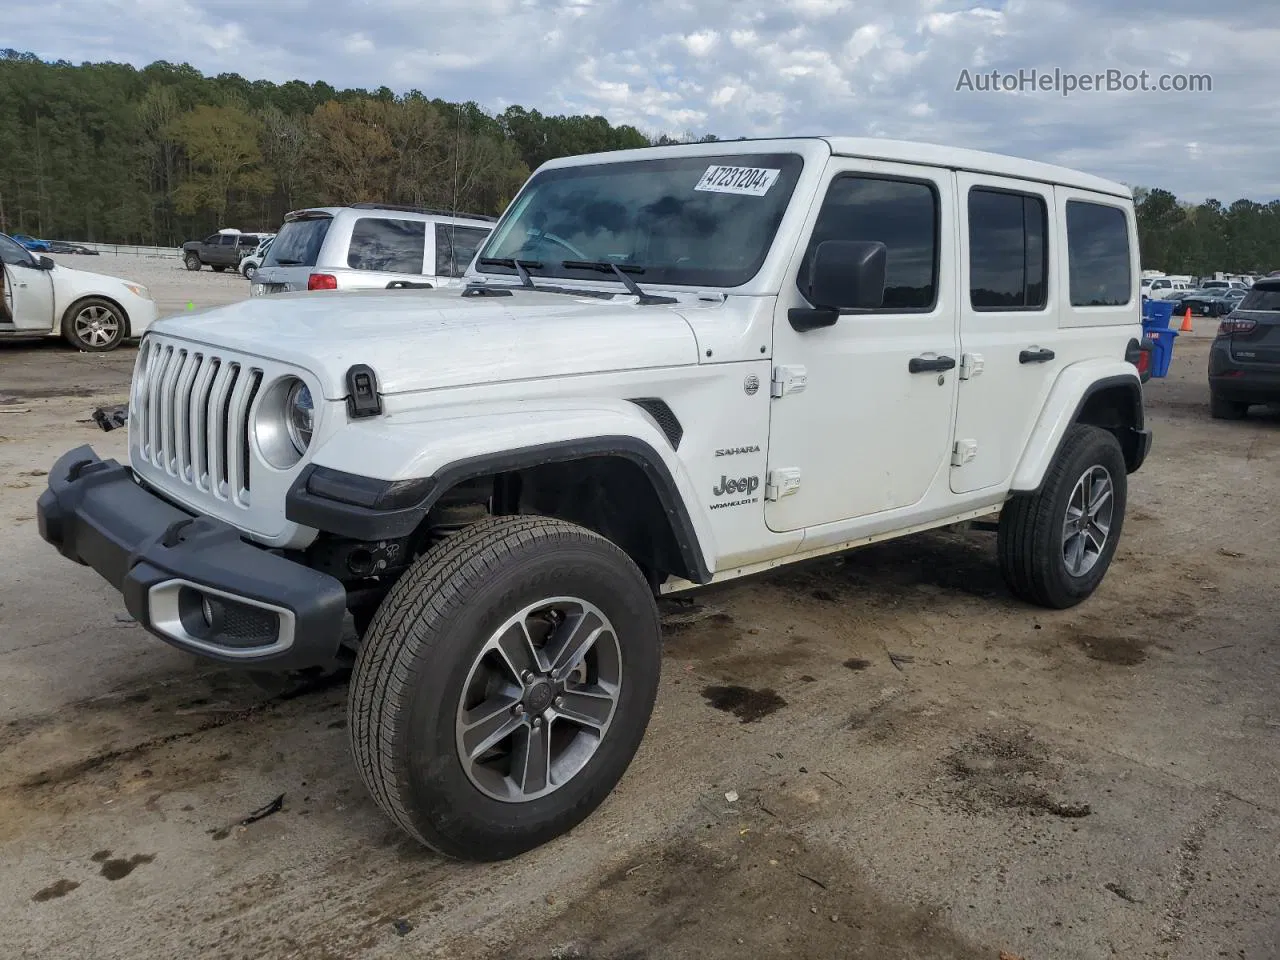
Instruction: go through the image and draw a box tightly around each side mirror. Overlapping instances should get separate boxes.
[36,255,56,271]
[789,240,887,332]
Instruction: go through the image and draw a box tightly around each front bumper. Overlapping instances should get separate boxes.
[37,445,348,669]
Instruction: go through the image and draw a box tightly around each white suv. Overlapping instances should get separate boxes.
[37,137,1153,862]
[250,203,494,295]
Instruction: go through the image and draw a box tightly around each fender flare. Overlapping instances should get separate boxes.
[1010,362,1147,493]
[287,427,713,585]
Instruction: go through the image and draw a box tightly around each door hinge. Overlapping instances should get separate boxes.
[952,440,978,467]
[766,467,802,501]
[959,353,984,380]
[771,365,807,398]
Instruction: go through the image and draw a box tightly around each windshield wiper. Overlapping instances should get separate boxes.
[560,260,677,305]
[477,257,542,288]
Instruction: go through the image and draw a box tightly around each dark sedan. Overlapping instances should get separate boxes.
[1208,279,1280,418]
[1177,290,1237,319]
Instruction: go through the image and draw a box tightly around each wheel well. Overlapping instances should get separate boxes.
[1074,381,1144,472]
[423,454,701,588]
[61,295,131,339]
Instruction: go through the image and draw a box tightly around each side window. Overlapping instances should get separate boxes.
[435,225,491,278]
[1066,200,1132,307]
[204,235,221,245]
[347,218,426,274]
[799,175,938,310]
[219,235,237,246]
[0,234,32,265]
[1152,279,1169,290]
[968,188,1048,310]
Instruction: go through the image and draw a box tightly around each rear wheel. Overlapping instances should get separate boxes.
[184,253,201,271]
[998,424,1127,609]
[62,298,127,352]
[242,262,257,279]
[349,516,661,860]
[1209,391,1249,420]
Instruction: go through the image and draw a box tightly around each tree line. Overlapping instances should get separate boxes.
[2,50,1277,274]
[0,50,716,246]
[1133,187,1280,277]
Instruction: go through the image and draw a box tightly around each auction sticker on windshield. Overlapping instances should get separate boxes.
[695,165,781,197]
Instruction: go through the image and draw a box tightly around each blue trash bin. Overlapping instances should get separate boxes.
[1145,327,1179,378]
[1142,299,1175,328]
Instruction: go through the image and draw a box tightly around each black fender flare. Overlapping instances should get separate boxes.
[286,435,712,584]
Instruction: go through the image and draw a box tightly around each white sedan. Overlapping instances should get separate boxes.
[1,233,159,351]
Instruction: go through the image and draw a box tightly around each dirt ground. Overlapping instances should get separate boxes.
[0,306,1276,960]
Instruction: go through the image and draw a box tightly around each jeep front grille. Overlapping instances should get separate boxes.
[132,338,263,505]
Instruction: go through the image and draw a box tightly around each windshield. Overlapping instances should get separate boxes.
[475,153,805,288]
[264,217,331,267]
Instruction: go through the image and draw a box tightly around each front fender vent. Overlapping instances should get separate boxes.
[628,398,683,450]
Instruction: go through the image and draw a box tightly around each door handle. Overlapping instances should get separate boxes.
[908,355,956,374]
[1019,348,1056,364]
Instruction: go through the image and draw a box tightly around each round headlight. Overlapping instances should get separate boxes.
[254,376,316,469]
[286,380,314,454]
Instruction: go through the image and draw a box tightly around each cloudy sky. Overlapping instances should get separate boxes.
[10,0,1279,200]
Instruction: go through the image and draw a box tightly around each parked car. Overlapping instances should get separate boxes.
[1208,278,1280,418]
[36,137,1152,860]
[1177,290,1237,319]
[0,232,157,350]
[47,241,100,256]
[181,230,269,272]
[250,203,494,295]
[238,235,275,279]
[11,234,51,252]
[1200,279,1249,292]
[1143,277,1192,299]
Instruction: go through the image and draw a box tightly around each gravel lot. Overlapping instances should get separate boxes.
[0,275,1277,960]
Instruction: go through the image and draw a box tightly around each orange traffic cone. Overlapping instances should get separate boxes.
[1180,307,1193,333]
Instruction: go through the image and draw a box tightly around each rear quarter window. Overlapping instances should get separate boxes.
[347,218,427,274]
[1066,200,1132,307]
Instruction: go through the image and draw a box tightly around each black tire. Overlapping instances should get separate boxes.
[184,253,201,271]
[349,516,661,860]
[61,297,128,352]
[211,264,226,273]
[998,424,1127,609]
[242,262,257,279]
[1209,391,1248,420]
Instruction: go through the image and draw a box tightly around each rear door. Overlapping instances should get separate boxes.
[950,175,1059,494]
[338,216,429,289]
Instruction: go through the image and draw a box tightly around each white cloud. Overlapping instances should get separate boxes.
[1,0,1276,199]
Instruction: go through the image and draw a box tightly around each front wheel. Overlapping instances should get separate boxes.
[242,262,257,279]
[184,253,201,271]
[998,424,1127,609]
[62,298,127,352]
[348,516,661,860]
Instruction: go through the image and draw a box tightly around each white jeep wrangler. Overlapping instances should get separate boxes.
[37,137,1152,861]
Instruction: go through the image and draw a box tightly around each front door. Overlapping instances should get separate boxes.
[765,159,959,533]
[950,174,1061,494]
[0,236,55,330]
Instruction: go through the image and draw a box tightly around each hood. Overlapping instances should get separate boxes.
[150,288,701,398]
[52,262,143,293]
